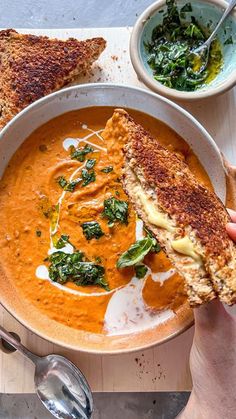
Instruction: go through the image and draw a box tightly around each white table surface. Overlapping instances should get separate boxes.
[0,26,235,394]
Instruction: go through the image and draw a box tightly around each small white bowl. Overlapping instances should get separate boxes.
[130,0,236,101]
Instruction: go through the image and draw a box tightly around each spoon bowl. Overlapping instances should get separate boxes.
[0,325,93,419]
[189,45,209,73]
[35,355,93,419]
[191,0,236,73]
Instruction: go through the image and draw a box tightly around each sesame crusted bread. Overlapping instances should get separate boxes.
[103,109,236,307]
[0,29,106,129]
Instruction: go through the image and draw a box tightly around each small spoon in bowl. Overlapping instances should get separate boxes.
[0,325,93,419]
[190,0,236,73]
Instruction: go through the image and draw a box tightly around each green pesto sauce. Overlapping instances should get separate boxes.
[145,0,223,91]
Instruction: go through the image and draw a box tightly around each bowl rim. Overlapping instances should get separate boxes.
[130,0,236,101]
[0,82,226,354]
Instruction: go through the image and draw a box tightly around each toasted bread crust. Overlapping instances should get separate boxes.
[0,29,106,129]
[103,109,236,306]
[126,113,230,259]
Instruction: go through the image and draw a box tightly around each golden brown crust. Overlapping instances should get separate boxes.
[117,109,230,259]
[105,109,236,306]
[0,29,106,129]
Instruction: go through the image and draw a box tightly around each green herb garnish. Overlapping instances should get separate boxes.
[224,36,233,45]
[135,264,148,279]
[36,230,42,237]
[81,221,104,241]
[57,176,81,192]
[70,144,94,162]
[66,178,82,191]
[184,23,204,40]
[101,166,113,173]
[57,176,67,189]
[145,0,223,91]
[86,159,96,170]
[102,197,128,227]
[144,227,161,253]
[117,236,156,268]
[81,169,96,186]
[55,234,73,249]
[48,250,109,290]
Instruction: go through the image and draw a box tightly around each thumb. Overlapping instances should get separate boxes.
[226,223,236,242]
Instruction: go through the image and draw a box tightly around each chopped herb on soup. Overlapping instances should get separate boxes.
[102,196,129,227]
[135,264,148,279]
[86,159,96,169]
[81,168,96,186]
[145,0,223,91]
[48,250,109,290]
[145,227,161,253]
[117,236,157,268]
[70,144,94,162]
[101,166,113,173]
[54,234,74,249]
[81,221,104,241]
[57,175,81,192]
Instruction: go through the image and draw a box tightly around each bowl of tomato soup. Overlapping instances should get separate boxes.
[0,84,226,353]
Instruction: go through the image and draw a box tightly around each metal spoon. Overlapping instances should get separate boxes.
[191,0,236,72]
[0,325,93,419]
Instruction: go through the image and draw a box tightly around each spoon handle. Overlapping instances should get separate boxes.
[0,325,39,364]
[206,0,236,46]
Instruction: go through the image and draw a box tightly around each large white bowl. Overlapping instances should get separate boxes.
[0,84,226,353]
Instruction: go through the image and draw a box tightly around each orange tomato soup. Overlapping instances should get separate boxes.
[0,107,212,334]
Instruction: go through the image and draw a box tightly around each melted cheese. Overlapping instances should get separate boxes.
[137,189,175,233]
[171,236,201,263]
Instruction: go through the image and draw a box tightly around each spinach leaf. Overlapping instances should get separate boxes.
[135,264,148,279]
[117,236,156,268]
[48,250,109,290]
[224,36,233,45]
[102,196,129,227]
[101,166,113,173]
[163,0,180,29]
[86,159,96,170]
[81,221,104,240]
[70,144,94,162]
[81,169,96,186]
[184,23,204,40]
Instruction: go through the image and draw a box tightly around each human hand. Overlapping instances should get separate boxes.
[178,210,236,419]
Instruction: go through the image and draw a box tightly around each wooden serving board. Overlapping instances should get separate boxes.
[0,27,235,394]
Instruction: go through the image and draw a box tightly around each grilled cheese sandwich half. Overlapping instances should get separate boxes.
[102,109,236,307]
[0,29,106,129]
